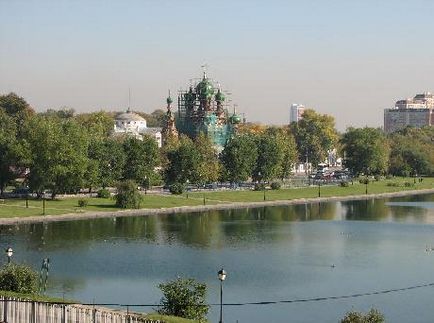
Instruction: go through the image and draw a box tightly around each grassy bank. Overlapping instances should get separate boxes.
[0,177,432,218]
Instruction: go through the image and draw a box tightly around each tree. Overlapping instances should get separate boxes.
[115,180,142,209]
[221,134,258,184]
[253,129,288,182]
[75,111,115,140]
[341,127,390,176]
[290,109,338,167]
[164,136,201,185]
[340,308,385,323]
[194,133,221,185]
[157,277,209,322]
[24,116,89,198]
[0,263,39,294]
[388,126,434,176]
[123,136,160,186]
[0,93,34,137]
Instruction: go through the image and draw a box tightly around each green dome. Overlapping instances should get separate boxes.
[166,96,173,105]
[215,89,225,102]
[229,113,242,124]
[196,77,214,100]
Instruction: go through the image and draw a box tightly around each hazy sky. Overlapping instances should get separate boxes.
[1,0,434,131]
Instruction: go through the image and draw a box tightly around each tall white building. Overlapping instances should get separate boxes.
[384,92,434,133]
[289,104,305,123]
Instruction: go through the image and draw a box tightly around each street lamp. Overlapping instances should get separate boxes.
[218,268,227,323]
[5,247,13,264]
[318,180,321,198]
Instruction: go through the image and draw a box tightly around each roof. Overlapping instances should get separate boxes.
[116,111,146,122]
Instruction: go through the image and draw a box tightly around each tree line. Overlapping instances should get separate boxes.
[0,92,432,197]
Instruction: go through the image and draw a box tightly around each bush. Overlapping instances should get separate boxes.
[340,181,349,187]
[385,174,393,179]
[77,199,88,207]
[254,183,266,191]
[115,180,142,209]
[341,308,384,323]
[386,182,400,187]
[374,175,382,181]
[359,177,370,185]
[157,277,209,322]
[404,181,413,187]
[169,183,185,195]
[270,182,281,190]
[0,264,39,294]
[97,189,110,198]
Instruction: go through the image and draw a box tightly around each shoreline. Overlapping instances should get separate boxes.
[1,188,434,225]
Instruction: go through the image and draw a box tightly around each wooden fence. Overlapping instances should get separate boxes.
[0,297,163,323]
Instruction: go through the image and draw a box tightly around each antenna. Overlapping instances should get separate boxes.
[127,88,131,112]
[201,64,208,78]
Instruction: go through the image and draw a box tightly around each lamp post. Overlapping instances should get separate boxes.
[5,247,13,264]
[218,268,227,323]
[318,180,321,198]
[365,176,368,195]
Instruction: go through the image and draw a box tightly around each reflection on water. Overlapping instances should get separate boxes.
[0,193,434,323]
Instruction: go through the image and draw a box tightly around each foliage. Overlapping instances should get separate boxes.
[341,127,390,176]
[340,181,349,187]
[123,136,160,186]
[136,109,166,127]
[164,136,202,185]
[254,183,266,191]
[270,182,281,190]
[340,308,385,323]
[77,199,88,207]
[115,180,142,209]
[290,109,338,166]
[388,126,434,176]
[75,111,115,139]
[253,130,286,182]
[221,134,258,183]
[359,177,370,185]
[169,183,185,195]
[97,188,111,198]
[40,107,75,119]
[194,133,221,185]
[0,92,34,133]
[0,263,39,294]
[157,277,209,322]
[24,116,89,198]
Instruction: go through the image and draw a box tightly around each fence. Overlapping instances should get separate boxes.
[0,297,163,323]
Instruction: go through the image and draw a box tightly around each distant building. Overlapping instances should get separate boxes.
[114,107,162,147]
[384,92,434,133]
[289,104,305,123]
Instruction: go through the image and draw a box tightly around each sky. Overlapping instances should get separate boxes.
[1,0,434,131]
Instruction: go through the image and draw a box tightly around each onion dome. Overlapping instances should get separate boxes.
[215,89,225,102]
[166,92,173,105]
[229,112,241,124]
[196,75,214,100]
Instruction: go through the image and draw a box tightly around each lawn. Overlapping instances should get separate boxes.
[0,177,432,218]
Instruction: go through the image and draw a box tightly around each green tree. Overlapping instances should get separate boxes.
[221,134,258,183]
[341,127,390,175]
[40,107,75,119]
[157,277,209,322]
[290,109,338,167]
[24,116,89,198]
[164,136,201,185]
[340,308,385,323]
[123,136,160,187]
[0,93,34,137]
[388,126,434,176]
[115,180,142,209]
[195,133,221,185]
[75,111,115,140]
[0,263,39,294]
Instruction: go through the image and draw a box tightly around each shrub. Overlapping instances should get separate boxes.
[254,183,266,191]
[386,182,400,187]
[169,183,185,195]
[385,174,393,180]
[359,178,369,185]
[404,181,413,187]
[77,199,88,207]
[157,277,209,322]
[374,175,382,181]
[340,308,384,323]
[115,180,142,209]
[97,189,110,198]
[270,182,281,190]
[340,181,349,187]
[0,263,39,294]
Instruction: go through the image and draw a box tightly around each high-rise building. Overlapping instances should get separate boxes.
[289,103,305,123]
[384,92,434,133]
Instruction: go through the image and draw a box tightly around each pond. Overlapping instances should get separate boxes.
[1,193,434,322]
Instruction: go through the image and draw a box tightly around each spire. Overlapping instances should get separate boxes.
[166,89,173,106]
[201,64,208,79]
[127,88,131,113]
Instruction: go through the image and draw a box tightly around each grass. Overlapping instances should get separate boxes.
[0,177,432,218]
[143,313,202,323]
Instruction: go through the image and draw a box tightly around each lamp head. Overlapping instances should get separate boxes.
[218,268,227,281]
